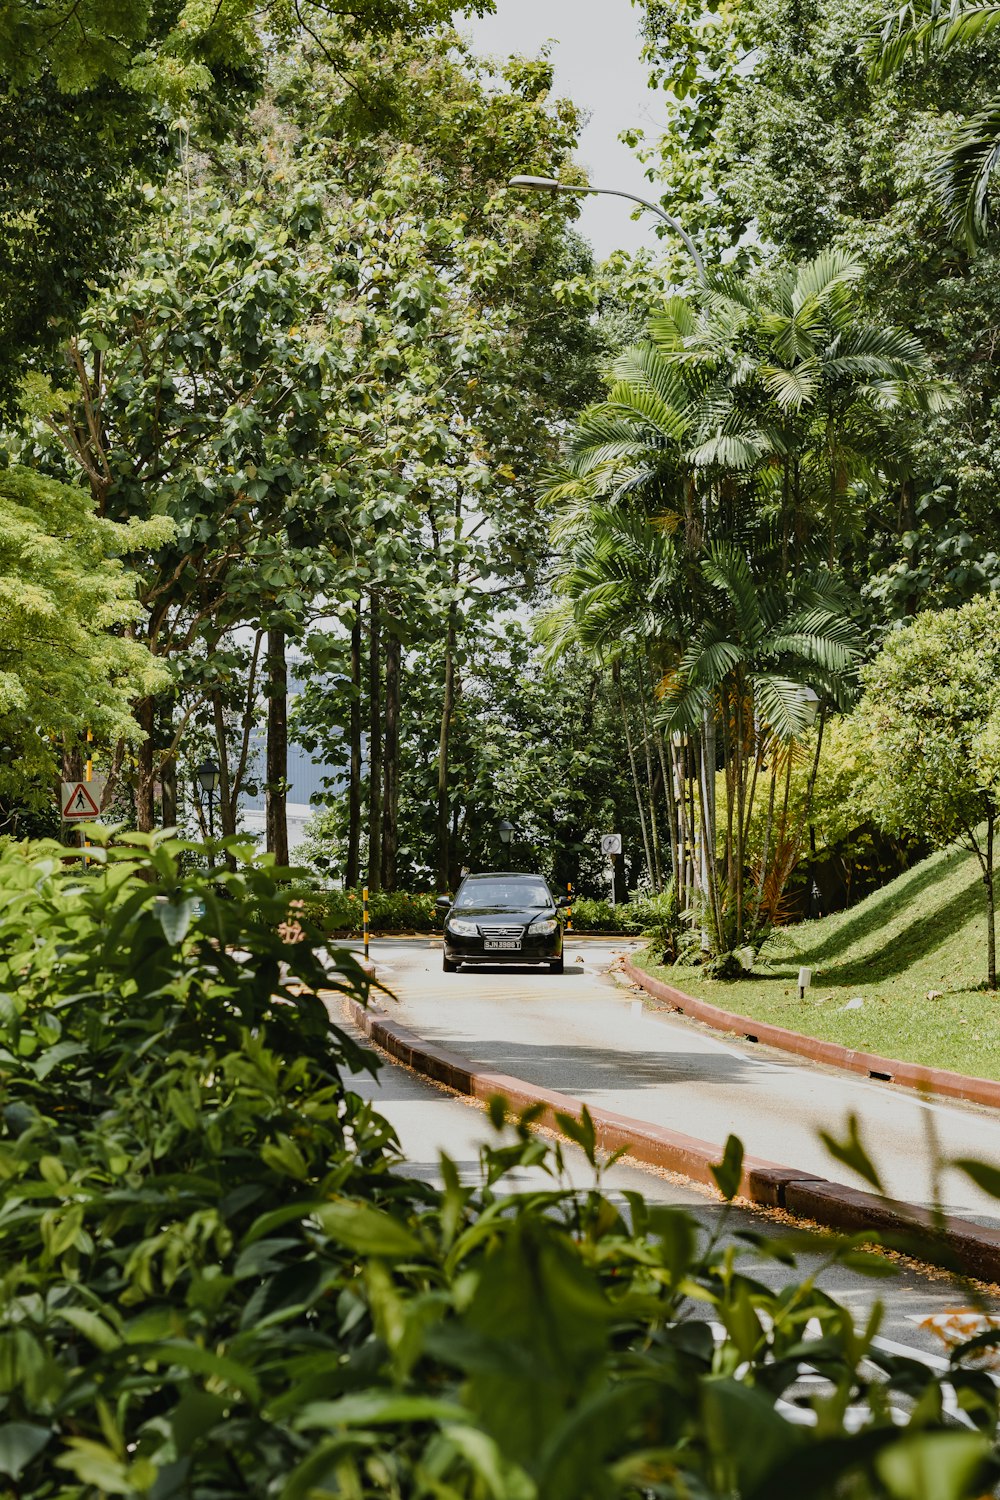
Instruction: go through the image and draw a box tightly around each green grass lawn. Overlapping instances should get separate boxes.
[633,843,1000,1079]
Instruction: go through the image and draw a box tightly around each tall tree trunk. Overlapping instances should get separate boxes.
[381,628,400,891]
[653,719,679,895]
[161,757,178,830]
[615,663,654,887]
[346,611,362,889]
[985,811,996,991]
[135,696,156,833]
[265,627,289,865]
[368,598,383,892]
[211,690,237,838]
[436,599,458,893]
[636,678,664,893]
[698,708,722,949]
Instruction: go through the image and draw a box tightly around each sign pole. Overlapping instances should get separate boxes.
[84,728,93,866]
[362,885,370,962]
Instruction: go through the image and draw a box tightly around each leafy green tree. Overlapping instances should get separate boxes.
[855,594,1000,987]
[544,250,936,953]
[635,0,1000,625]
[282,30,603,891]
[0,467,168,830]
[876,0,1000,244]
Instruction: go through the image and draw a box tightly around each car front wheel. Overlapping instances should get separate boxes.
[549,955,564,975]
[443,953,459,973]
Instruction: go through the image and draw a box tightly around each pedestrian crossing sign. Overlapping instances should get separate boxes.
[61,780,103,819]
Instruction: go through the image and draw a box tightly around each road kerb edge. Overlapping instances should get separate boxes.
[343,998,1000,1282]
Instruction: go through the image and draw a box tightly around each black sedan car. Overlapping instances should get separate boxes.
[438,872,565,973]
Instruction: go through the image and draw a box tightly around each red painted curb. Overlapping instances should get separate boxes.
[624,957,1000,1112]
[344,998,1000,1283]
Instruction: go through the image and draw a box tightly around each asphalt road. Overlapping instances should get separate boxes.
[345,936,1000,1229]
[340,994,999,1363]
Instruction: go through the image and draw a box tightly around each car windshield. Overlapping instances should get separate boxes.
[454,877,552,911]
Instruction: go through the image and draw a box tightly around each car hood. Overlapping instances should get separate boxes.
[450,905,555,924]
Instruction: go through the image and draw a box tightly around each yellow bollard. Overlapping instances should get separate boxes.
[362,885,370,962]
[566,881,573,932]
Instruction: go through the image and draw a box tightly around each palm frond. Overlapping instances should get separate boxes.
[753,675,820,739]
[792,249,865,308]
[700,542,764,644]
[759,360,822,411]
[647,297,699,349]
[936,98,1000,245]
[656,680,714,736]
[687,431,767,469]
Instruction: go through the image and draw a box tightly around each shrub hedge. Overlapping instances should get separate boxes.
[0,832,995,1498]
[294,886,671,936]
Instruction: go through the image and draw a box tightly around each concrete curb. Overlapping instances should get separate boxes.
[345,997,1000,1283]
[624,957,1000,1112]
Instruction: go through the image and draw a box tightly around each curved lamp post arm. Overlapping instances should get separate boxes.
[508,176,707,283]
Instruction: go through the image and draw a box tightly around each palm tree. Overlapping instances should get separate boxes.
[658,543,862,948]
[542,249,940,953]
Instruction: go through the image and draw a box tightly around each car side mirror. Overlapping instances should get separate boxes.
[555,895,570,909]
[435,896,452,915]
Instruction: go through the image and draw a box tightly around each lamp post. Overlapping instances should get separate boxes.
[508,175,707,282]
[196,757,221,864]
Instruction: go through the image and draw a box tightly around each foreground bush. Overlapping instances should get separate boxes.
[1,833,998,1498]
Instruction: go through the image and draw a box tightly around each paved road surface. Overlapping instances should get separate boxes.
[344,937,1000,1228]
[341,1002,998,1362]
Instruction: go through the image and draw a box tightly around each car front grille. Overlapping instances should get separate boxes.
[478,925,524,939]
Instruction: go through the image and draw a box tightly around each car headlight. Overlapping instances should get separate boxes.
[447,918,479,937]
[531,918,557,936]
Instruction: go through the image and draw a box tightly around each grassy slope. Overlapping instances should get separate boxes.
[633,842,1000,1078]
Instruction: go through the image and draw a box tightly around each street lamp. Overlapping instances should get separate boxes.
[498,819,514,847]
[508,175,707,282]
[196,757,220,848]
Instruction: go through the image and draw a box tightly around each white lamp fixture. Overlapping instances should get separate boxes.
[498,819,514,846]
[801,686,821,728]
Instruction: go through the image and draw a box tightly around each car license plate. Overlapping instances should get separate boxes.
[484,939,520,950]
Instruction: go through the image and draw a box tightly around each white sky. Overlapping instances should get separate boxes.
[461,0,663,260]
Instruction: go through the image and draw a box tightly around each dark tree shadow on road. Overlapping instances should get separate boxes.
[410,1033,762,1094]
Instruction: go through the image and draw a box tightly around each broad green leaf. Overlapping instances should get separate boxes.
[819,1114,884,1194]
[953,1157,1000,1200]
[313,1201,423,1261]
[0,1422,51,1479]
[293,1393,469,1429]
[60,1307,121,1352]
[711,1134,744,1201]
[157,896,196,945]
[130,1341,260,1402]
[875,1431,991,1500]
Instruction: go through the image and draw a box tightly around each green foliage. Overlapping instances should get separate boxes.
[856,596,1000,852]
[291,885,439,934]
[0,466,169,821]
[633,839,1000,1077]
[3,834,999,1497]
[636,0,1000,623]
